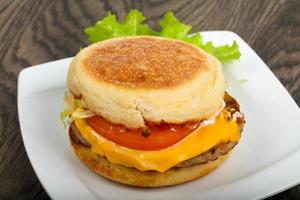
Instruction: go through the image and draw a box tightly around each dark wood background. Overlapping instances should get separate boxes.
[0,0,299,199]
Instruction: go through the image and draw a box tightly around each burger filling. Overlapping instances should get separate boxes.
[63,92,244,172]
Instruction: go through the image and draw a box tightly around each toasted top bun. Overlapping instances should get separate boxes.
[68,36,225,128]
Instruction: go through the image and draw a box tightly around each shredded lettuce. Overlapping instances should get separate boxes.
[71,108,95,121]
[60,110,70,128]
[60,92,95,127]
[74,99,87,108]
[84,10,241,62]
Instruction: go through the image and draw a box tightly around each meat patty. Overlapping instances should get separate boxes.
[173,141,237,168]
[69,92,245,169]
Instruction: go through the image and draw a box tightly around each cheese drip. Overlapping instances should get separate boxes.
[74,112,240,172]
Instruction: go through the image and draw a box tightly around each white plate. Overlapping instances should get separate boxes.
[18,31,300,200]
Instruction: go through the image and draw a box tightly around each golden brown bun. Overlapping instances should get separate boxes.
[70,133,231,187]
[68,36,225,128]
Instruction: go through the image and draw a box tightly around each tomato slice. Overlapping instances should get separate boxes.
[85,116,201,151]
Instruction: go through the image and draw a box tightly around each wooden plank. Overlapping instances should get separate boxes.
[0,0,299,199]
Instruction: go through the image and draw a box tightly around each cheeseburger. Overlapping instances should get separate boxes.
[64,36,245,187]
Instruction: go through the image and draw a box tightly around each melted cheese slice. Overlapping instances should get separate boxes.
[74,113,240,172]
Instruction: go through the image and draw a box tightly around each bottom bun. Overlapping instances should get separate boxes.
[69,132,231,187]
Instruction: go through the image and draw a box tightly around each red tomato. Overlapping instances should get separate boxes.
[85,116,201,151]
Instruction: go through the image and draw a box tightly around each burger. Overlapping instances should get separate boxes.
[64,36,245,187]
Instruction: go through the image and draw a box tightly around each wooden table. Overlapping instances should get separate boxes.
[0,0,299,199]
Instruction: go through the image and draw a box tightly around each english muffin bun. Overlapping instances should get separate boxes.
[68,36,225,128]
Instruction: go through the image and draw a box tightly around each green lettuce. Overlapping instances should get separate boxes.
[84,10,241,62]
[85,10,156,43]
[200,41,241,62]
[60,92,95,128]
[159,12,192,40]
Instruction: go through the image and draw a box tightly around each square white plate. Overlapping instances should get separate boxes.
[18,31,300,200]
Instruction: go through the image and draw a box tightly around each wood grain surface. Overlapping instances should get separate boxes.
[0,0,299,199]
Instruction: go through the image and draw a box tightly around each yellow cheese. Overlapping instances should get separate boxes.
[74,113,240,172]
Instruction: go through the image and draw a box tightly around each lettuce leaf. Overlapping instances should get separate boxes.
[121,10,157,36]
[85,10,155,43]
[200,41,241,62]
[85,12,121,43]
[84,10,241,62]
[158,11,240,62]
[159,12,192,40]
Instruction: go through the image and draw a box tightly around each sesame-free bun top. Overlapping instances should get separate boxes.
[68,36,225,128]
